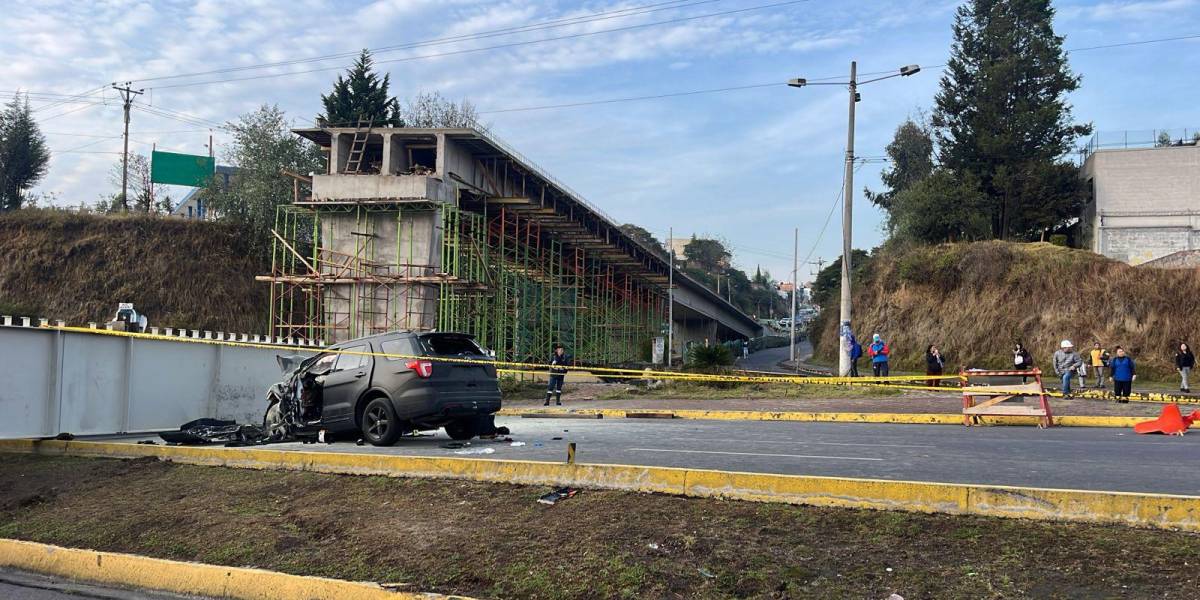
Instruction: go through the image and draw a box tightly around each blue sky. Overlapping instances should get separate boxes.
[2,0,1197,282]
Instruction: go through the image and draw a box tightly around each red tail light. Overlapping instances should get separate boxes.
[406,360,433,378]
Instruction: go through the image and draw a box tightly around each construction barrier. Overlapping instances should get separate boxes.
[961,369,1053,427]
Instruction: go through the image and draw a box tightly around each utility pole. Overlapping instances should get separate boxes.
[667,227,674,368]
[788,61,919,377]
[113,83,144,212]
[837,61,857,378]
[790,227,798,364]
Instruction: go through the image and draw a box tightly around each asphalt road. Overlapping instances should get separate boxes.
[0,569,204,600]
[736,342,809,372]
[110,416,1200,496]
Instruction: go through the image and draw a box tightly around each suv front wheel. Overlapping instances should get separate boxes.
[444,419,478,441]
[362,397,402,446]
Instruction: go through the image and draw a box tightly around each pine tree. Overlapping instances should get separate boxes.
[864,117,934,213]
[317,50,403,128]
[931,0,1091,240]
[0,93,50,211]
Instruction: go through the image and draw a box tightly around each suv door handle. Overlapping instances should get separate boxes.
[354,371,366,378]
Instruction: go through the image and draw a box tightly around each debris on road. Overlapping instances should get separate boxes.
[454,447,495,455]
[537,487,577,505]
[442,442,470,449]
[158,418,270,446]
[1133,403,1197,435]
[510,441,526,447]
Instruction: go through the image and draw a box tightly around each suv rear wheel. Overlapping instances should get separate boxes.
[444,418,478,441]
[362,397,401,446]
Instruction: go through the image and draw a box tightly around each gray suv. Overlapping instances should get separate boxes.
[266,331,501,446]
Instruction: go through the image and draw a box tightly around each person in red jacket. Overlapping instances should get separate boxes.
[867,333,891,378]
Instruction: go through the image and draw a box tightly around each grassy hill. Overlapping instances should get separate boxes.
[0,210,268,333]
[813,241,1200,379]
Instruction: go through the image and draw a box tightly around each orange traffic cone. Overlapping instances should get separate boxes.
[1133,404,1191,436]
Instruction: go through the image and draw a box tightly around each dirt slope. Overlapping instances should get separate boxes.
[814,241,1200,379]
[0,210,267,333]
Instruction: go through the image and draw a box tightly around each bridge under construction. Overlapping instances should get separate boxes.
[259,126,760,364]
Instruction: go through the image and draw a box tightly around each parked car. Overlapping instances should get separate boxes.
[777,317,793,329]
[265,331,501,446]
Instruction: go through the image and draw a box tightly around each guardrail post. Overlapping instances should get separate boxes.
[38,318,49,328]
[55,320,65,327]
[1,316,10,326]
[149,327,159,335]
[21,317,32,327]
[190,330,200,338]
[165,328,173,336]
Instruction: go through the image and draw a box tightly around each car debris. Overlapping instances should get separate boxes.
[159,418,270,446]
[453,447,495,455]
[536,487,577,505]
[510,441,526,447]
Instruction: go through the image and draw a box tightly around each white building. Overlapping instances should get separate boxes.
[1081,143,1200,265]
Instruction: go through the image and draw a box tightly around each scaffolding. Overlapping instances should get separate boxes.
[264,201,665,364]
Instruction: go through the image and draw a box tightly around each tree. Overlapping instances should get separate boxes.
[317,50,402,127]
[865,117,934,213]
[98,153,173,213]
[931,0,1091,240]
[683,237,731,273]
[0,93,50,211]
[810,249,871,312]
[618,223,666,258]
[888,170,991,243]
[202,105,324,258]
[399,91,481,129]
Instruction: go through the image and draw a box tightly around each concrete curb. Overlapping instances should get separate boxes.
[2,439,1197,532]
[497,407,1144,428]
[0,538,471,600]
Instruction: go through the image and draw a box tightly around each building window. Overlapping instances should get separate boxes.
[408,146,437,172]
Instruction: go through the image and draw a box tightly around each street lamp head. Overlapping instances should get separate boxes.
[899,64,921,76]
[787,78,807,88]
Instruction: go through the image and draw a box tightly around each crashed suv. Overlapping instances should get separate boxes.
[265,331,501,446]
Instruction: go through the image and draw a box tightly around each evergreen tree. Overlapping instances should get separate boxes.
[317,50,403,127]
[931,0,1091,240]
[0,93,50,211]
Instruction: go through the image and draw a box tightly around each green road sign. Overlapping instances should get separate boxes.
[151,151,215,187]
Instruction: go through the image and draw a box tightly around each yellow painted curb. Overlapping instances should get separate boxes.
[2,439,1197,533]
[0,538,471,600]
[497,407,1145,428]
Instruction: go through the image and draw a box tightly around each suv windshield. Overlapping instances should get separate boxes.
[421,334,484,356]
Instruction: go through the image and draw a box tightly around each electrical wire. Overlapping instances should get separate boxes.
[146,0,810,91]
[127,0,719,84]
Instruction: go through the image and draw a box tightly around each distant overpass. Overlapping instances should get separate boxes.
[282,126,762,360]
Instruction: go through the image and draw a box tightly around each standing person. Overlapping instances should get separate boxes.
[1053,340,1083,398]
[868,333,890,378]
[1013,343,1033,381]
[1090,342,1110,388]
[1175,342,1194,393]
[849,336,863,377]
[925,344,945,388]
[544,343,571,406]
[1110,346,1135,402]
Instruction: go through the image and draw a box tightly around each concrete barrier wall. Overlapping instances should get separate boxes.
[0,325,317,438]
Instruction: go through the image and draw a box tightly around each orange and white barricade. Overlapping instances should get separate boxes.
[960,368,1054,428]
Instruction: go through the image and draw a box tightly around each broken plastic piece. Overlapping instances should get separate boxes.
[453,447,495,455]
[537,487,577,505]
[1134,404,1195,435]
[510,441,526,447]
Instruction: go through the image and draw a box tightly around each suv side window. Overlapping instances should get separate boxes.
[334,345,368,371]
[309,353,337,373]
[380,338,418,360]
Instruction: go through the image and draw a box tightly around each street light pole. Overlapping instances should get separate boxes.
[838,61,858,378]
[787,62,920,377]
[790,227,798,364]
[667,226,674,368]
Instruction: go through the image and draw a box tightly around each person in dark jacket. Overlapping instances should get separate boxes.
[544,343,571,406]
[925,344,945,388]
[1175,342,1194,393]
[1013,343,1033,383]
[1110,346,1135,402]
[849,336,863,377]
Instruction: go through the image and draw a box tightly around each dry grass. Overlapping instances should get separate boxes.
[0,210,268,332]
[815,241,1200,379]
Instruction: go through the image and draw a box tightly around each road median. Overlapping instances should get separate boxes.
[0,438,1195,532]
[0,538,471,600]
[499,407,1144,427]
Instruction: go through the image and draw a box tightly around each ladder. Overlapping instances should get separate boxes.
[344,118,372,174]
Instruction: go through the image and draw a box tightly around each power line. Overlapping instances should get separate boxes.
[127,0,718,84]
[147,0,811,91]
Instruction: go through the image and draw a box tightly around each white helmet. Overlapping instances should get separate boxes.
[1060,340,1073,349]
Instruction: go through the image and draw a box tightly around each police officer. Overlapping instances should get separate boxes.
[544,343,571,406]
